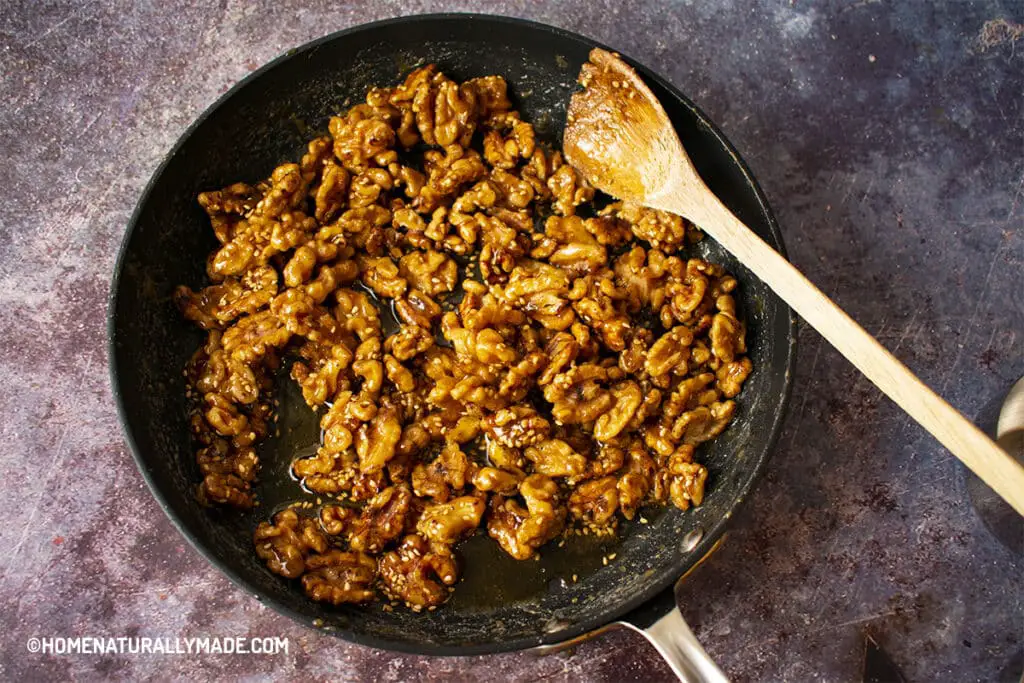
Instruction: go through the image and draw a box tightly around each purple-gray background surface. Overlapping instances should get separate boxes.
[1,1,1022,681]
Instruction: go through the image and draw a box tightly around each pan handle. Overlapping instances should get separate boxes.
[615,533,731,682]
[532,533,731,681]
[622,605,729,683]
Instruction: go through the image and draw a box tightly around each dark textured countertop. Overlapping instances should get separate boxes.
[2,1,1022,681]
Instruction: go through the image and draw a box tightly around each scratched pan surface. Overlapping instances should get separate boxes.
[108,14,796,655]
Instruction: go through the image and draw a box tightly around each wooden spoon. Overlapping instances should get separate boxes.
[564,48,1024,516]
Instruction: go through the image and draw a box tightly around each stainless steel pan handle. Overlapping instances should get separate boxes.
[533,533,731,682]
[622,605,729,683]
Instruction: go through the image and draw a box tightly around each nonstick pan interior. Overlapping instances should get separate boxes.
[109,14,795,655]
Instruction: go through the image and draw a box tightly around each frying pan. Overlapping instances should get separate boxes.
[108,13,796,679]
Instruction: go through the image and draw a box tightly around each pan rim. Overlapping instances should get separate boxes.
[107,11,797,657]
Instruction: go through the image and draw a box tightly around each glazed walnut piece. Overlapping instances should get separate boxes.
[482,406,551,448]
[254,510,329,579]
[379,534,460,609]
[417,495,486,545]
[302,550,377,605]
[182,63,753,612]
[487,474,567,560]
[348,485,412,553]
[175,265,279,330]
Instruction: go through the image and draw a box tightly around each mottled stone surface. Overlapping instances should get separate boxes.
[1,1,1021,681]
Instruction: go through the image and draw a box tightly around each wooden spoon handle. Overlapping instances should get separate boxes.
[676,192,1024,516]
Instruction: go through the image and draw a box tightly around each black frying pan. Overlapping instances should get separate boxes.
[108,13,796,662]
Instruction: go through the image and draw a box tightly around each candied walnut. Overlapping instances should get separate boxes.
[586,215,634,248]
[395,288,442,329]
[548,164,593,216]
[198,182,262,243]
[283,241,338,288]
[490,168,535,209]
[433,78,480,147]
[294,448,356,495]
[417,496,486,545]
[482,406,550,448]
[499,350,547,401]
[717,357,752,398]
[524,439,588,478]
[487,474,567,560]
[254,509,329,579]
[569,476,619,528]
[197,473,254,509]
[206,165,314,280]
[289,311,355,407]
[349,485,412,553]
[646,326,695,379]
[537,332,578,386]
[300,136,334,183]
[416,145,488,213]
[412,442,472,503]
[352,337,384,398]
[616,440,656,519]
[195,439,259,484]
[587,442,625,479]
[502,260,575,330]
[483,119,535,169]
[472,466,522,495]
[543,364,613,425]
[190,336,263,405]
[203,392,249,438]
[446,415,482,444]
[662,259,713,325]
[360,256,407,299]
[348,168,394,208]
[385,324,435,361]
[320,391,375,455]
[255,163,308,218]
[457,286,525,331]
[676,401,737,446]
[314,160,350,223]
[663,373,717,421]
[452,179,499,213]
[570,274,633,352]
[532,215,607,275]
[466,75,512,116]
[355,404,402,474]
[606,202,696,250]
[473,213,529,282]
[518,147,558,198]
[399,250,457,296]
[329,106,396,173]
[656,448,709,510]
[302,550,377,605]
[319,504,355,536]
[709,310,746,364]
[442,312,517,366]
[629,384,663,430]
[614,246,666,312]
[175,266,278,330]
[593,380,643,442]
[334,288,383,341]
[385,355,416,393]
[486,438,525,471]
[398,67,481,149]
[379,534,460,609]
